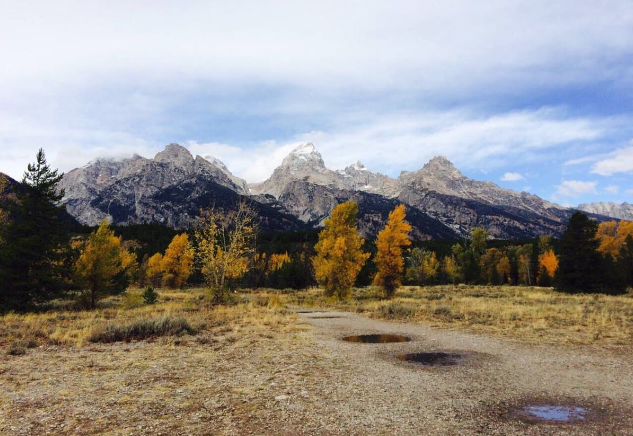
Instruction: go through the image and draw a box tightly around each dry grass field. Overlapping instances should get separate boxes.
[0,289,291,351]
[2,286,633,435]
[285,285,633,346]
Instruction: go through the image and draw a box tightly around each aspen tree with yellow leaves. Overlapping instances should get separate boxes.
[160,233,194,289]
[373,204,412,298]
[313,201,369,299]
[146,253,164,287]
[539,250,559,277]
[596,220,633,258]
[194,202,258,304]
[74,220,137,309]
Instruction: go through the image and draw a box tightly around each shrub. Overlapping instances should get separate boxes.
[89,316,196,343]
[143,286,159,305]
[433,305,452,317]
[7,341,27,356]
[377,301,417,319]
[426,293,445,301]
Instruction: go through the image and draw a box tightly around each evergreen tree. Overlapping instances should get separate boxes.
[537,265,552,287]
[600,253,626,294]
[143,285,159,305]
[0,149,68,311]
[555,211,606,293]
[530,241,540,285]
[619,235,633,289]
[509,249,519,286]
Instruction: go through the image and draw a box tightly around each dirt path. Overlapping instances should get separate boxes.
[292,308,633,435]
[1,308,632,435]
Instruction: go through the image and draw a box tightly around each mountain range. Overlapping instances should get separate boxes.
[578,202,633,221]
[3,142,623,239]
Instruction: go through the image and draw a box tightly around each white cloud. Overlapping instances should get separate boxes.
[591,145,633,176]
[1,1,632,95]
[563,155,601,166]
[501,172,525,182]
[0,107,621,182]
[626,188,633,195]
[185,107,613,182]
[604,185,619,194]
[186,140,298,183]
[556,180,598,198]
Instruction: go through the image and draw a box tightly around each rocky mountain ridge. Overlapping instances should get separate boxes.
[53,142,617,239]
[578,202,633,221]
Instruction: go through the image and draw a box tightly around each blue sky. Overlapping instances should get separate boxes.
[1,1,633,206]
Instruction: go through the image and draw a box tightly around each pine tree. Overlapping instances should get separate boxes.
[373,205,412,297]
[143,285,159,305]
[537,265,552,287]
[0,149,69,311]
[313,202,369,299]
[618,235,633,288]
[555,211,605,293]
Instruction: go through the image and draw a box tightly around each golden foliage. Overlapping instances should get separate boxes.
[74,220,137,308]
[146,253,163,287]
[597,220,633,258]
[479,248,503,284]
[269,252,291,272]
[194,202,258,303]
[313,201,369,299]
[374,205,412,297]
[496,256,511,283]
[160,233,194,289]
[406,248,440,286]
[443,255,461,284]
[470,227,489,258]
[538,249,559,277]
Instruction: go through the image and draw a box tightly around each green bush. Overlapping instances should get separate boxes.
[89,316,196,343]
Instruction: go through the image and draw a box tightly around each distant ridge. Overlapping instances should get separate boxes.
[57,142,614,239]
[578,202,633,221]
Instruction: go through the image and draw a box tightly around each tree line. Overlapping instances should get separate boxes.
[1,150,632,312]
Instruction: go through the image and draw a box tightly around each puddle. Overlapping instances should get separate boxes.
[519,405,587,422]
[397,352,464,366]
[342,334,410,343]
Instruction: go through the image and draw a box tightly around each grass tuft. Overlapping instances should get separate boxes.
[89,316,196,343]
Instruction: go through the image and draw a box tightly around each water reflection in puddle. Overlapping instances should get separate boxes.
[521,405,587,422]
[397,352,464,366]
[343,334,411,343]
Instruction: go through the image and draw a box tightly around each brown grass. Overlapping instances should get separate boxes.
[0,288,297,351]
[281,285,633,346]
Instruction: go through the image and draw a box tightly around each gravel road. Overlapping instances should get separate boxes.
[291,308,633,435]
[1,308,632,435]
